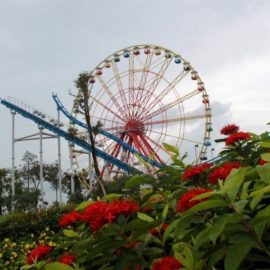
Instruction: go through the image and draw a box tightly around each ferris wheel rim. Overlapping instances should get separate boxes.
[71,44,212,173]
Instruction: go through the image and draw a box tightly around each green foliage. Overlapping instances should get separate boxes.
[0,204,74,241]
[7,129,270,269]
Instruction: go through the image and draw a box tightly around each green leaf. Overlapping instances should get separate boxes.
[223,168,247,201]
[208,248,226,267]
[210,214,232,244]
[256,164,270,184]
[253,220,268,240]
[103,193,123,201]
[261,153,270,162]
[191,191,218,201]
[240,181,252,199]
[75,200,94,211]
[185,199,227,214]
[193,226,211,248]
[45,262,75,270]
[251,205,270,225]
[72,239,95,253]
[261,141,270,148]
[250,194,263,210]
[173,242,194,269]
[231,199,247,213]
[162,218,181,243]
[163,143,179,154]
[125,174,154,189]
[249,185,270,197]
[162,204,169,219]
[63,229,79,237]
[137,212,154,222]
[224,238,254,270]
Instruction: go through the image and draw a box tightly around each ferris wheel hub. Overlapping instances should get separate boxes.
[125,119,145,134]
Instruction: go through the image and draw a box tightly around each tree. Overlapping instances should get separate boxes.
[74,72,106,195]
[0,168,9,215]
[21,151,40,192]
[44,162,70,202]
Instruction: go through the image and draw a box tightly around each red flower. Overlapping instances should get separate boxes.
[220,124,239,135]
[208,162,241,184]
[59,211,81,228]
[182,163,211,181]
[149,223,169,236]
[259,159,268,165]
[26,245,52,264]
[58,254,76,265]
[225,132,250,146]
[176,187,212,212]
[81,200,139,231]
[152,256,181,270]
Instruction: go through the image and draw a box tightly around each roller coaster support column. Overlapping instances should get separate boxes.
[11,110,16,211]
[57,108,62,203]
[39,126,44,208]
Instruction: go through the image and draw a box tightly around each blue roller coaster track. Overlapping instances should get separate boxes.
[0,98,142,174]
[52,94,163,169]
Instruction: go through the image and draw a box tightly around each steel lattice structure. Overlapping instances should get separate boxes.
[71,45,212,176]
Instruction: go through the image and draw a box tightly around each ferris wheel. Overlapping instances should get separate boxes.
[71,45,212,176]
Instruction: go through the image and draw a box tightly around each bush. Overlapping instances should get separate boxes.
[0,204,75,241]
[14,125,270,269]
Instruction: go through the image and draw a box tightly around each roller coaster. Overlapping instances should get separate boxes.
[0,96,146,175]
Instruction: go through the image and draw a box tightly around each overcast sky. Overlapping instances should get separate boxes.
[0,0,270,182]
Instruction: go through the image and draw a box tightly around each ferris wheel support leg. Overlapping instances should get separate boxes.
[11,110,16,212]
[39,126,44,208]
[57,108,62,203]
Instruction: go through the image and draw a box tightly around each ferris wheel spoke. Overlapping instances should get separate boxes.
[97,76,126,117]
[89,94,126,122]
[95,130,124,145]
[143,114,207,126]
[137,58,172,110]
[141,89,200,122]
[144,70,189,113]
[129,132,148,157]
[147,128,203,145]
[103,125,125,133]
[138,134,163,163]
[91,115,124,127]
[143,133,170,158]
[111,61,130,116]
[129,54,135,111]
[134,51,155,107]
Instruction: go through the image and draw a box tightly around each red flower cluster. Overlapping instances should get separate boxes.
[225,132,250,146]
[80,200,139,231]
[182,163,211,181]
[149,223,169,236]
[208,161,241,184]
[26,245,52,264]
[220,124,239,135]
[176,187,211,212]
[152,256,181,270]
[58,254,76,265]
[59,211,81,227]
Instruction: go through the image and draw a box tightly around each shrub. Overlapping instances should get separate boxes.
[15,126,270,269]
